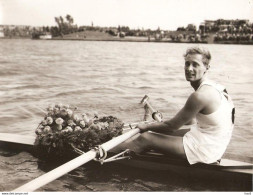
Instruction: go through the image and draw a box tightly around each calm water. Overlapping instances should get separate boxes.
[0,39,252,191]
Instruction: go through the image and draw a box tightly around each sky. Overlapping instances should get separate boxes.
[1,0,253,30]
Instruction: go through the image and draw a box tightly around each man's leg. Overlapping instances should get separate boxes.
[117,131,187,159]
[164,128,190,136]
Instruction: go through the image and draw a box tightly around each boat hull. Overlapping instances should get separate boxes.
[109,151,252,188]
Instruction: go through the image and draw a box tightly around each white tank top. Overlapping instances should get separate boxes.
[183,80,235,164]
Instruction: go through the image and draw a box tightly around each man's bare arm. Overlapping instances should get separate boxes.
[137,92,205,133]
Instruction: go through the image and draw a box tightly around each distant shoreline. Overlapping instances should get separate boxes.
[1,36,253,45]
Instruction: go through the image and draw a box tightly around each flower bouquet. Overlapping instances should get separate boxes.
[34,103,124,160]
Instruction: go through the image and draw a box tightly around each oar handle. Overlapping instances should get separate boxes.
[140,95,162,122]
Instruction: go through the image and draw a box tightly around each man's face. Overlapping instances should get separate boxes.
[184,54,208,82]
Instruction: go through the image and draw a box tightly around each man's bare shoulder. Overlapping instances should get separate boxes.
[194,85,221,103]
[187,91,206,106]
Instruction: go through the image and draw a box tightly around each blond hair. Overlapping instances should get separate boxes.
[184,46,211,66]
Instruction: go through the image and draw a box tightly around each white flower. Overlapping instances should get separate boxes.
[66,126,73,132]
[62,104,70,109]
[47,103,55,111]
[60,109,68,116]
[82,115,90,123]
[79,120,86,128]
[55,118,64,125]
[54,108,60,115]
[61,129,68,133]
[55,103,63,108]
[41,120,47,126]
[67,119,75,126]
[75,126,82,131]
[46,117,53,125]
[35,129,42,135]
[47,111,54,117]
[44,126,51,132]
[73,114,80,122]
[100,122,109,129]
[67,109,73,117]
[47,107,54,112]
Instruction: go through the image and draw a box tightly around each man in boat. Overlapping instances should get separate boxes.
[120,46,235,165]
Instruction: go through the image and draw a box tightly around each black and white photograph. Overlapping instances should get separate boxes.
[0,0,252,192]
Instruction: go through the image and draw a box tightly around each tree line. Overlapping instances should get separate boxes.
[32,14,78,38]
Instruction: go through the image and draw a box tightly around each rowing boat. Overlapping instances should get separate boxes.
[0,129,252,190]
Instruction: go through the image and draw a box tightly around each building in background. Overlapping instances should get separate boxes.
[0,26,4,38]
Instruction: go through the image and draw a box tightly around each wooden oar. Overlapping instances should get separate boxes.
[13,127,140,192]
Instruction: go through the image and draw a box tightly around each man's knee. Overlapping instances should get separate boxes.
[134,132,153,148]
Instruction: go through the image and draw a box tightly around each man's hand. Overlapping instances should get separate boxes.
[136,123,149,133]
